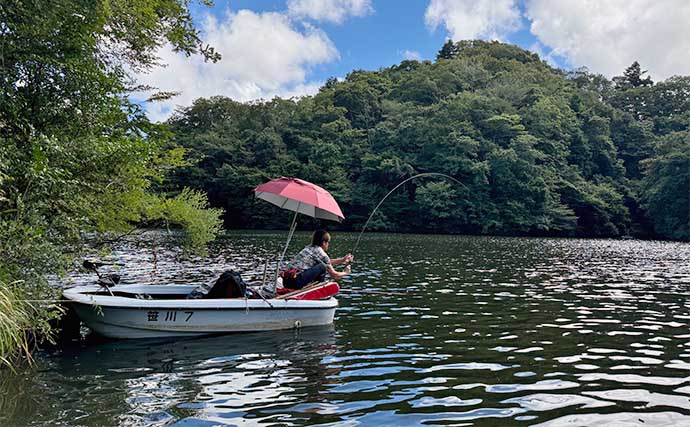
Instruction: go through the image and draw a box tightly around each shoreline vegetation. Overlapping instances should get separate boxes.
[2,1,689,367]
[0,284,40,369]
[0,0,224,368]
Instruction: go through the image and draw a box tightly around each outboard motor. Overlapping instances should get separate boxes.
[83,259,120,295]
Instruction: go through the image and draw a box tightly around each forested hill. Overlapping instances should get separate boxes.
[167,40,690,240]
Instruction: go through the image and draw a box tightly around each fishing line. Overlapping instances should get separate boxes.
[351,172,468,257]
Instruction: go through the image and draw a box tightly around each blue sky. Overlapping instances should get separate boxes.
[209,0,472,80]
[136,0,690,121]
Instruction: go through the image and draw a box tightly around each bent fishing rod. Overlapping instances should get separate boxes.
[350,172,469,258]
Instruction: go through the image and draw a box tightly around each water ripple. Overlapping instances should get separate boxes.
[6,232,690,426]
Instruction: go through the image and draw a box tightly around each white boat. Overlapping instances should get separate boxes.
[63,283,339,339]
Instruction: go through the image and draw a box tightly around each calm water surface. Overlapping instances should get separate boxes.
[3,232,690,426]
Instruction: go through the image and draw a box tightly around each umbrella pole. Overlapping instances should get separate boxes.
[273,206,300,290]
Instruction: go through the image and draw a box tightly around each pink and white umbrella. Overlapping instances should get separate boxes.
[254,177,345,287]
[254,177,344,222]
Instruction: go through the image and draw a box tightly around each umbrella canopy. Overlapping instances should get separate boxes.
[254,177,344,222]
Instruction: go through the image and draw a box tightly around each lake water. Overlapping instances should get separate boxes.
[3,231,690,426]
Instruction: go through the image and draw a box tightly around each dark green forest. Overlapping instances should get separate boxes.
[167,40,690,240]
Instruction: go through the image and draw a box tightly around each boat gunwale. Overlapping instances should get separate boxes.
[63,285,339,310]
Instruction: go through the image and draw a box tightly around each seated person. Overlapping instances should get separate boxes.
[281,229,353,289]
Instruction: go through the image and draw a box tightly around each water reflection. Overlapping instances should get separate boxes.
[5,232,690,426]
[2,326,337,426]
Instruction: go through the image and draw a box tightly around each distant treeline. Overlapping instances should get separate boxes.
[167,40,690,240]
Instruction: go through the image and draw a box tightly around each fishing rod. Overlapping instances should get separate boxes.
[351,172,469,257]
[338,289,408,296]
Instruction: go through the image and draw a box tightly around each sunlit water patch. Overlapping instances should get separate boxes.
[3,232,690,426]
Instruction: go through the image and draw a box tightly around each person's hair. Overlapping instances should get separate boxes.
[311,229,330,247]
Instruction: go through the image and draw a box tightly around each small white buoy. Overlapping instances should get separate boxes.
[294,320,302,329]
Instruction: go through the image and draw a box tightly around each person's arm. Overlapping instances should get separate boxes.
[331,253,354,266]
[326,264,351,280]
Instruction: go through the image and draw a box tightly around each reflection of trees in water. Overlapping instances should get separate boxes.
[0,326,338,426]
[0,366,47,424]
[0,344,132,426]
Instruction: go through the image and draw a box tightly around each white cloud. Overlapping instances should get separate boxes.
[402,50,422,61]
[134,10,339,122]
[528,42,558,68]
[287,0,373,24]
[424,0,522,41]
[525,0,690,80]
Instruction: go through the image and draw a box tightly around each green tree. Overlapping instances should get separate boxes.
[613,61,654,89]
[332,79,382,128]
[566,67,613,97]
[610,113,655,179]
[436,39,459,60]
[168,40,672,241]
[0,0,222,365]
[641,132,690,240]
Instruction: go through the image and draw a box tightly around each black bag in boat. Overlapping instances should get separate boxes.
[187,270,248,299]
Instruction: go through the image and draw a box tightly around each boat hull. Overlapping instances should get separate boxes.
[65,285,338,339]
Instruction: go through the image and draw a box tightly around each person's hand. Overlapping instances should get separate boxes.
[344,265,351,275]
[344,253,354,263]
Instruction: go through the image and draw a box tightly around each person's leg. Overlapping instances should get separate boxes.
[294,263,327,289]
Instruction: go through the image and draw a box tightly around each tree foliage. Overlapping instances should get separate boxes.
[640,132,690,239]
[613,61,654,90]
[0,0,222,364]
[166,41,690,239]
[437,39,460,60]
